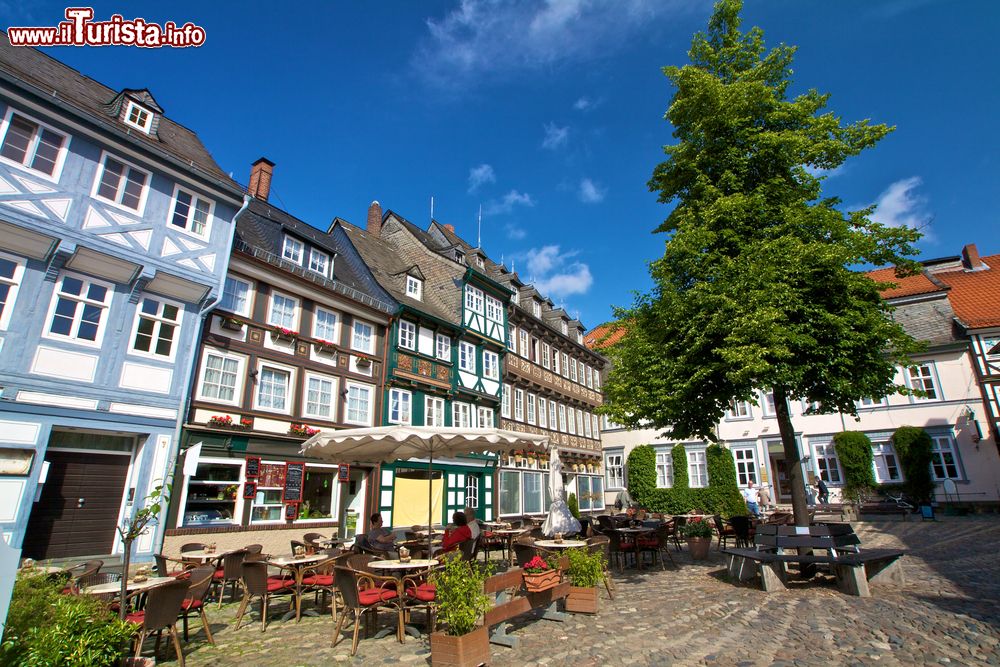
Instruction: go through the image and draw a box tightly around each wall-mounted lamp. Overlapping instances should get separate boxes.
[248,369,258,381]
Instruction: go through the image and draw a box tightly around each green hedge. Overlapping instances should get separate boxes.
[891,426,935,503]
[626,443,746,517]
[833,431,877,503]
[567,492,580,519]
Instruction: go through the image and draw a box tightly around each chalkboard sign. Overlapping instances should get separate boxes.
[245,456,261,479]
[243,481,257,500]
[283,462,305,503]
[338,464,350,483]
[284,503,299,520]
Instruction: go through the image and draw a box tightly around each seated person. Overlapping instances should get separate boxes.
[364,512,397,552]
[463,507,481,541]
[440,511,472,553]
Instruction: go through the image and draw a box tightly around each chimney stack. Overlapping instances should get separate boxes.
[367,201,383,236]
[444,223,455,232]
[962,243,983,270]
[247,157,275,201]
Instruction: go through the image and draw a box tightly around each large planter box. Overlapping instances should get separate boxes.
[431,626,489,667]
[523,569,560,592]
[565,586,598,614]
[687,537,711,561]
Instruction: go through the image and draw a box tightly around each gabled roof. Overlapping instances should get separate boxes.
[935,253,1000,329]
[866,267,946,300]
[584,321,627,349]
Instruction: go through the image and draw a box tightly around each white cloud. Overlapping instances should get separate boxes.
[484,189,535,215]
[413,0,697,87]
[523,244,592,298]
[573,96,593,111]
[578,177,605,203]
[467,163,496,193]
[870,176,932,236]
[542,123,569,150]
[804,164,845,179]
[505,223,527,240]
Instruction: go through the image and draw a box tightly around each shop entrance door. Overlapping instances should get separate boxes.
[339,468,367,540]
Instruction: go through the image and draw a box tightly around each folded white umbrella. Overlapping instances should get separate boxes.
[541,448,581,537]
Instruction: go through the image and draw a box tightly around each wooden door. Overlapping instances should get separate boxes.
[22,451,130,560]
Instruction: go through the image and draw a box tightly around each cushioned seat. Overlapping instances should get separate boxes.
[637,538,659,548]
[405,583,436,602]
[212,568,225,580]
[266,577,293,593]
[301,574,334,587]
[180,598,203,610]
[358,588,398,606]
[125,611,145,624]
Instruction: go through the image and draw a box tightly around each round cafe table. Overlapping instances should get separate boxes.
[84,576,176,596]
[179,547,237,562]
[369,559,439,639]
[491,528,528,564]
[533,539,587,549]
[269,553,325,622]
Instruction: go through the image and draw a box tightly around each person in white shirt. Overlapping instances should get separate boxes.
[741,482,762,518]
[463,506,481,540]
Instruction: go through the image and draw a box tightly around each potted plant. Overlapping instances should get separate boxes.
[564,547,604,614]
[681,518,713,560]
[513,450,523,464]
[219,315,244,332]
[270,326,298,342]
[522,555,560,592]
[313,338,337,354]
[430,556,491,667]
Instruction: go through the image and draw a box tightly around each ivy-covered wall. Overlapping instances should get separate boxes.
[626,443,746,517]
[833,431,877,502]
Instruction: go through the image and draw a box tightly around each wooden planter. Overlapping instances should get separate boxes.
[219,316,244,332]
[687,537,711,561]
[523,569,560,592]
[431,626,489,667]
[565,586,598,614]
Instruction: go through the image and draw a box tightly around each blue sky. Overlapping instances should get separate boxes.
[7,1,999,328]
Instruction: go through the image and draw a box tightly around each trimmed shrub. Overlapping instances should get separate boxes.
[892,426,935,503]
[568,492,580,519]
[833,431,877,503]
[625,443,746,517]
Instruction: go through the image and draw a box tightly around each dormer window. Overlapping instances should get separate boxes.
[282,235,304,264]
[308,248,329,276]
[124,100,153,133]
[532,300,541,317]
[561,321,568,335]
[455,250,466,264]
[475,255,485,269]
[406,275,423,301]
[577,331,584,344]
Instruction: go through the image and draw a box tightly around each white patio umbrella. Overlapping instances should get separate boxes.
[300,426,549,555]
[541,448,581,537]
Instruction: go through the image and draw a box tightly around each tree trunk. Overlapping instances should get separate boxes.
[119,538,131,620]
[773,386,809,527]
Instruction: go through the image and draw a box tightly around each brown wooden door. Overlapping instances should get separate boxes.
[22,450,130,559]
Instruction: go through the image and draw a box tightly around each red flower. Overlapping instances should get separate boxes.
[524,555,550,573]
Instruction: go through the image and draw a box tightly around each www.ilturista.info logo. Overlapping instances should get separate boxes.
[8,8,206,48]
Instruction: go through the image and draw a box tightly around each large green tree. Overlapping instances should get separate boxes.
[601,0,923,526]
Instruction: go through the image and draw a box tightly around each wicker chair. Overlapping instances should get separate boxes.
[401,562,441,635]
[213,549,248,607]
[154,553,192,578]
[76,572,121,601]
[290,539,308,554]
[233,560,295,632]
[126,578,190,666]
[729,515,755,549]
[179,566,215,645]
[606,530,635,570]
[595,515,616,534]
[458,536,478,562]
[585,535,615,599]
[303,532,327,548]
[654,525,678,570]
[331,566,402,655]
[713,515,737,550]
[671,516,688,551]
[243,544,264,556]
[301,554,343,619]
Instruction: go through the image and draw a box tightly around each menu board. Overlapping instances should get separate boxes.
[245,456,261,479]
[258,463,285,488]
[283,462,305,503]
[243,481,257,500]
[338,464,350,483]
[284,503,299,520]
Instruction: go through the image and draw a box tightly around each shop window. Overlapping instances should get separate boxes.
[182,461,241,527]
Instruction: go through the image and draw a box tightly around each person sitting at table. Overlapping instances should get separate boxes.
[364,512,397,552]
[463,507,481,541]
[440,511,472,553]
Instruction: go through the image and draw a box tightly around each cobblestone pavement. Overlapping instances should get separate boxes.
[172,518,1000,667]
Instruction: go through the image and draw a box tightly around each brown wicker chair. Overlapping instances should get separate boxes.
[606,530,636,570]
[179,566,215,645]
[300,555,341,620]
[155,553,192,578]
[303,532,327,548]
[713,515,737,550]
[126,578,190,666]
[654,525,678,570]
[243,544,264,555]
[233,560,295,632]
[213,549,248,607]
[729,515,755,549]
[76,572,120,600]
[331,566,402,655]
[458,536,478,562]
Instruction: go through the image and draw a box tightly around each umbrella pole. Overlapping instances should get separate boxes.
[428,451,434,558]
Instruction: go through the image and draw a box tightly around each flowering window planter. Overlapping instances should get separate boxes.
[313,340,338,354]
[207,415,252,430]
[270,327,298,343]
[219,316,244,332]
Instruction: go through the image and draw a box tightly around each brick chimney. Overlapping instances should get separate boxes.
[367,201,383,236]
[247,157,274,201]
[444,223,455,232]
[962,243,983,270]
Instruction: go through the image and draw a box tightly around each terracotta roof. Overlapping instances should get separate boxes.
[865,267,945,299]
[936,254,1000,329]
[584,321,627,349]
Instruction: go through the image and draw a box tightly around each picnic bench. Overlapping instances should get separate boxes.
[721,523,904,597]
[482,558,571,648]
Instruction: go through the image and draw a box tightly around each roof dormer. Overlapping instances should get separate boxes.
[114,89,163,135]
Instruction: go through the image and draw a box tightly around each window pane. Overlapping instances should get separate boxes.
[1,116,34,164]
[499,471,520,515]
[121,168,146,209]
[221,278,248,314]
[171,190,192,228]
[50,297,75,335]
[31,128,63,175]
[97,158,124,200]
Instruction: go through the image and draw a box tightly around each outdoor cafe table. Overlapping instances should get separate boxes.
[612,527,657,568]
[180,547,238,563]
[84,576,176,597]
[533,540,587,550]
[269,554,324,622]
[491,528,529,564]
[368,559,439,639]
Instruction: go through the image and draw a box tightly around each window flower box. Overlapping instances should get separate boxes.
[219,316,244,332]
[354,354,372,368]
[270,326,298,342]
[313,339,338,354]
[289,423,320,438]
[207,415,251,430]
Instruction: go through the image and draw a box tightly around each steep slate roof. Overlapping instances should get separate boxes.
[934,253,1000,329]
[0,32,237,189]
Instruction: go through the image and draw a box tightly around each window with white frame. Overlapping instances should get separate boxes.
[0,253,25,330]
[592,414,600,438]
[519,330,529,359]
[130,296,181,359]
[931,435,960,480]
[346,383,373,425]
[570,358,578,383]
[499,470,520,516]
[514,388,524,421]
[282,236,304,264]
[453,402,472,428]
[508,327,517,354]
[577,409,586,435]
[549,401,558,431]
[871,441,902,483]
[220,276,252,316]
[605,453,624,489]
[388,388,412,425]
[908,364,939,401]
[255,364,292,412]
[761,391,777,417]
[594,370,601,391]
[558,403,567,432]
[567,406,576,435]
[94,153,149,212]
[858,396,887,409]
[538,397,547,428]
[312,307,338,343]
[561,352,569,377]
[532,300,541,317]
[733,448,757,486]
[267,292,298,330]
[123,100,153,132]
[0,110,68,178]
[46,273,112,345]
[553,349,561,374]
[541,343,551,368]
[501,384,511,418]
[584,411,593,438]
[814,443,842,483]
[197,349,244,404]
[486,295,503,322]
[436,333,451,361]
[983,337,1000,360]
[351,319,374,353]
[405,275,422,300]
[560,321,568,335]
[304,373,337,419]
[308,248,329,276]
[586,365,593,388]
[687,449,708,488]
[169,187,213,238]
[727,400,752,419]
[426,396,445,427]
[526,393,536,424]
[459,341,476,372]
[477,406,494,429]
[523,472,544,514]
[530,337,539,362]
[465,285,484,313]
[655,451,673,488]
[483,350,499,380]
[398,320,416,350]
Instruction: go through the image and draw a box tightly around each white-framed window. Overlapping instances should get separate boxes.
[92,151,150,213]
[304,373,337,420]
[267,291,298,330]
[0,252,26,330]
[483,350,499,380]
[814,443,842,484]
[459,341,476,372]
[435,333,451,361]
[570,358,578,383]
[561,352,569,377]
[733,448,757,486]
[727,400,752,420]
[168,185,213,239]
[308,248,329,276]
[931,435,961,480]
[519,330,529,359]
[499,470,521,516]
[282,236,304,264]
[655,451,673,488]
[761,391,777,417]
[388,388,412,425]
[541,343,551,369]
[687,449,708,488]
[129,296,181,360]
[514,388,524,421]
[523,471,545,514]
[526,393,536,424]
[0,109,69,179]
[44,272,113,346]
[398,320,416,350]
[466,475,479,509]
[425,396,445,427]
[452,402,472,428]
[465,285,484,314]
[560,320,568,335]
[594,370,601,391]
[584,411,593,438]
[501,384,511,418]
[532,300,541,317]
[907,364,940,401]
[553,349,561,374]
[254,363,293,413]
[577,409,585,435]
[567,406,576,434]
[477,406,494,428]
[346,382,374,425]
[219,276,252,316]
[351,319,374,354]
[577,475,605,511]
[123,100,153,132]
[605,452,624,489]
[537,397,547,429]
[508,327,517,354]
[592,413,600,438]
[558,403,567,432]
[857,396,888,409]
[406,275,422,301]
[549,401,558,431]
[312,307,338,343]
[486,295,503,322]
[871,441,902,483]
[196,348,245,405]
[180,458,243,527]
[586,365,594,389]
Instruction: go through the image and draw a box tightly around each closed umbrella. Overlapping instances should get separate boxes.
[541,448,581,537]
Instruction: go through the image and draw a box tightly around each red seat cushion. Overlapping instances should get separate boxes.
[212,569,225,579]
[266,576,294,593]
[181,599,202,610]
[301,574,334,587]
[125,611,145,624]
[637,539,659,548]
[618,542,635,551]
[405,583,436,602]
[358,588,398,606]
